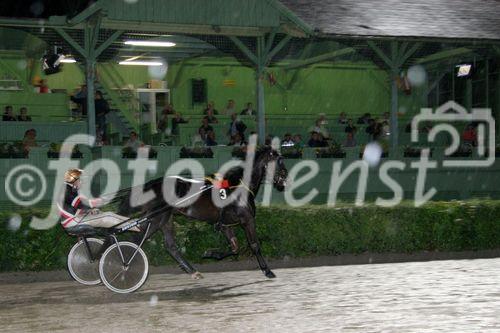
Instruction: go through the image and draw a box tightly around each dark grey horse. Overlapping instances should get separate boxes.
[117,146,288,279]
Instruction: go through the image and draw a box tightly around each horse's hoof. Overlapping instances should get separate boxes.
[191,271,204,280]
[265,270,276,279]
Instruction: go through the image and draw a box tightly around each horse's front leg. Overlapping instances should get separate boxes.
[160,213,202,279]
[241,217,276,278]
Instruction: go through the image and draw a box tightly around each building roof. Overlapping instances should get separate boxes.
[279,0,500,41]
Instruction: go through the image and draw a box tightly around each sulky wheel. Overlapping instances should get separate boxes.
[99,241,149,293]
[67,238,104,285]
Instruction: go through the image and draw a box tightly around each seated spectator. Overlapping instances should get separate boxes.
[312,119,329,139]
[240,102,255,116]
[227,113,247,141]
[381,121,390,137]
[282,133,294,147]
[3,105,16,121]
[337,112,347,125]
[161,103,175,115]
[203,101,218,115]
[171,112,188,135]
[22,129,38,152]
[203,109,218,124]
[264,134,272,145]
[317,113,328,125]
[365,119,376,136]
[344,119,357,133]
[421,122,432,133]
[307,131,327,147]
[223,99,236,115]
[406,121,432,133]
[343,132,357,147]
[198,118,214,141]
[462,124,477,146]
[228,132,246,146]
[293,134,304,148]
[124,131,144,151]
[382,112,390,121]
[17,107,32,121]
[357,112,372,124]
[205,129,218,146]
[34,79,51,93]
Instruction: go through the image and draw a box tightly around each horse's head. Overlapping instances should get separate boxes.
[255,146,288,192]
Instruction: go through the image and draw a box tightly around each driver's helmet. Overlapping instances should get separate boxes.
[64,168,83,184]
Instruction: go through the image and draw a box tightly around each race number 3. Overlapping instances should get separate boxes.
[219,189,227,200]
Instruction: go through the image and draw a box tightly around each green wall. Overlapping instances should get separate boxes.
[167,59,395,117]
[1,54,431,121]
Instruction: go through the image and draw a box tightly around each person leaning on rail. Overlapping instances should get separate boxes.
[57,169,139,231]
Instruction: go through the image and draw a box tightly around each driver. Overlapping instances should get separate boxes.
[57,168,139,231]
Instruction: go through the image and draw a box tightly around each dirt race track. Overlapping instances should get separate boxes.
[1,258,500,333]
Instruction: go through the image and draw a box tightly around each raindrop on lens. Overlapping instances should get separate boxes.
[148,61,168,80]
[149,295,158,306]
[124,0,139,3]
[407,65,427,87]
[16,60,27,70]
[363,142,382,167]
[8,214,22,231]
[30,1,44,16]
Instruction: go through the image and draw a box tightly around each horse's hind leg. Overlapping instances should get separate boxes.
[241,217,276,279]
[202,226,239,260]
[160,213,202,279]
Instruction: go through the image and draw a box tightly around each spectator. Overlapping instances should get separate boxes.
[228,113,247,141]
[124,131,144,151]
[343,132,357,147]
[338,112,347,125]
[406,121,432,133]
[382,112,390,122]
[3,106,16,121]
[34,79,51,93]
[344,118,357,134]
[203,109,218,124]
[22,129,38,152]
[357,112,372,124]
[95,90,110,137]
[462,124,477,146]
[317,113,328,125]
[171,112,188,135]
[293,134,304,148]
[223,99,236,115]
[263,134,272,145]
[17,107,32,121]
[198,118,214,141]
[282,133,294,147]
[228,132,246,146]
[240,102,255,116]
[421,122,433,133]
[307,131,327,147]
[312,119,329,139]
[365,119,376,136]
[70,85,87,116]
[157,114,169,133]
[161,103,175,115]
[381,121,390,138]
[205,129,218,146]
[203,101,218,115]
